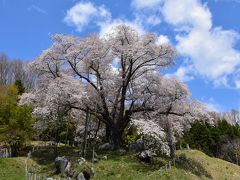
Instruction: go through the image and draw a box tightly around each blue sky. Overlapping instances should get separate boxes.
[0,0,239,112]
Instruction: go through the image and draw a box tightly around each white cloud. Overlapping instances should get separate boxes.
[64,1,146,39]
[99,19,145,38]
[176,28,240,80]
[64,2,111,32]
[134,14,161,26]
[131,0,162,9]
[166,65,194,82]
[205,102,222,112]
[132,0,162,27]
[162,0,212,31]
[28,5,47,15]
[156,35,170,45]
[205,98,222,112]
[161,0,240,87]
[131,0,240,87]
[146,15,161,26]
[236,79,240,89]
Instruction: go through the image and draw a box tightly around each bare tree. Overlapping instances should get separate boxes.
[0,54,11,85]
[0,54,37,89]
[223,109,240,125]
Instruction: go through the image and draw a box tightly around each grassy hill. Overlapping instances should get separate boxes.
[1,148,240,180]
[0,157,29,180]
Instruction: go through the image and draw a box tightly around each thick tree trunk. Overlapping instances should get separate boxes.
[11,143,19,157]
[166,116,176,160]
[82,109,89,158]
[104,114,130,150]
[105,124,111,142]
[169,137,176,160]
[109,124,123,150]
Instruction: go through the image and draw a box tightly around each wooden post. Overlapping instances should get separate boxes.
[82,108,89,158]
[25,159,28,175]
[173,157,176,166]
[160,167,162,176]
[92,147,95,163]
[5,148,8,158]
[236,151,239,165]
[9,147,12,157]
[25,163,28,180]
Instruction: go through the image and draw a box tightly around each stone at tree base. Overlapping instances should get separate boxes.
[102,155,107,160]
[55,156,69,173]
[65,161,71,172]
[77,173,86,180]
[66,166,76,178]
[78,157,86,166]
[98,143,114,151]
[92,158,98,163]
[117,148,126,153]
[93,151,98,158]
[90,167,95,175]
[129,139,144,152]
[77,158,95,179]
[138,150,157,163]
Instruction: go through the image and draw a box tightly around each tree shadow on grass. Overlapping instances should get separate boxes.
[31,146,80,165]
[176,153,212,178]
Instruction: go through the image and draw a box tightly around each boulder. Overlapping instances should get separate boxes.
[65,161,71,172]
[129,139,144,152]
[90,167,95,175]
[55,156,69,173]
[138,150,157,163]
[77,173,86,180]
[98,143,114,151]
[92,158,98,163]
[78,157,86,166]
[102,155,107,160]
[93,151,98,158]
[117,148,126,153]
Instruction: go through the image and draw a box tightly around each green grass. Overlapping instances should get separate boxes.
[91,151,196,180]
[0,157,28,180]
[1,148,240,180]
[176,150,240,180]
